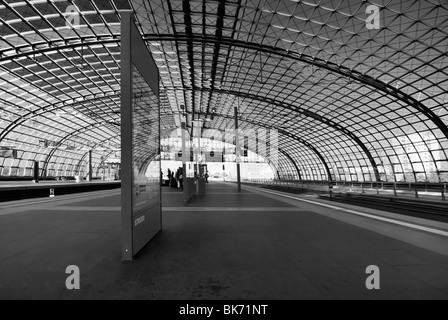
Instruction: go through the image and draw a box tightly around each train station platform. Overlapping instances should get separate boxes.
[0,180,121,202]
[1,182,448,300]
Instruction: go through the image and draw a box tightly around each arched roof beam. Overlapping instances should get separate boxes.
[186,125,310,180]
[194,88,376,181]
[279,149,302,180]
[2,34,445,140]
[0,91,120,142]
[145,35,448,141]
[200,113,332,181]
[42,123,120,174]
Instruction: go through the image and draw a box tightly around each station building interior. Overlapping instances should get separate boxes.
[0,0,448,300]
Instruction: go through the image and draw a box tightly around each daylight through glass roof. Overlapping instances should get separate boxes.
[0,0,447,182]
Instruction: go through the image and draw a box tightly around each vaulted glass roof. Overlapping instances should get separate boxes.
[0,0,447,182]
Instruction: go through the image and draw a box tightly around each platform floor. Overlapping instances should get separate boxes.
[1,182,448,300]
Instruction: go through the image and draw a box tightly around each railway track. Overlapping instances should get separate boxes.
[319,194,448,223]
[257,184,448,223]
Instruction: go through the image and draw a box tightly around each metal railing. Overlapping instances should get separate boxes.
[240,179,447,201]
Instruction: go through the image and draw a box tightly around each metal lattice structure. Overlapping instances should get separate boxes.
[0,0,447,182]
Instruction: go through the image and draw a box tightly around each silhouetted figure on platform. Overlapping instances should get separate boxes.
[179,168,183,190]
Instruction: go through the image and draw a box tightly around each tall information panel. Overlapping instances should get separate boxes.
[121,14,161,261]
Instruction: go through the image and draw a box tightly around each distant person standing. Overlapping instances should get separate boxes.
[170,169,177,188]
[179,168,184,190]
[175,168,180,189]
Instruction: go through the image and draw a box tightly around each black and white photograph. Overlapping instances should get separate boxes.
[0,0,448,305]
